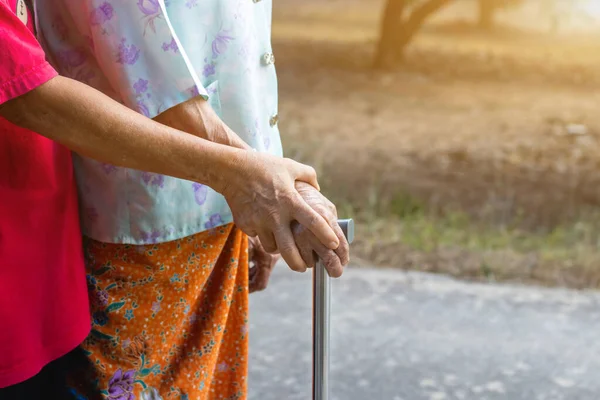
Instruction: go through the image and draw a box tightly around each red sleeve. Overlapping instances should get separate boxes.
[0,1,57,105]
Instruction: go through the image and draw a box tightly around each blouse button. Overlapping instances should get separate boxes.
[269,114,279,127]
[262,52,275,66]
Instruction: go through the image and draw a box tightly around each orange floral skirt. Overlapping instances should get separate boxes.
[70,224,249,400]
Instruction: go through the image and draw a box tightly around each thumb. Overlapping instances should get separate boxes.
[288,160,320,191]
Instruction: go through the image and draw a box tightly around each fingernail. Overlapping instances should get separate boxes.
[328,241,339,250]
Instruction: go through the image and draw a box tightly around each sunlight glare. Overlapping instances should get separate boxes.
[581,0,600,18]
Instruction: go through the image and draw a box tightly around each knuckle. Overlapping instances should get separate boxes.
[323,254,342,277]
[329,203,338,216]
[300,247,312,263]
[340,253,350,266]
[279,242,296,257]
[266,208,281,225]
[314,204,328,216]
[306,212,321,229]
[280,192,299,214]
[338,239,350,253]
[286,190,301,206]
[323,252,337,265]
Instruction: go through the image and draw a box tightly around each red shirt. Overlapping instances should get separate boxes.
[0,0,90,388]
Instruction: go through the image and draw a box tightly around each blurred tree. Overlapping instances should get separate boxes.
[374,0,453,69]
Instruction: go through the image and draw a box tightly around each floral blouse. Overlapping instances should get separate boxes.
[35,0,282,244]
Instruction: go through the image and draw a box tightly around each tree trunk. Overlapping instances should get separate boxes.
[392,0,453,62]
[374,0,453,69]
[373,0,406,70]
[478,0,496,30]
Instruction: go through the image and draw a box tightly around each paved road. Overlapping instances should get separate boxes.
[248,265,600,400]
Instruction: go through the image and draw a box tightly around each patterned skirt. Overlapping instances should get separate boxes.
[70,224,249,400]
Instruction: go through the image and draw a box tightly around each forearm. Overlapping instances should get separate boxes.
[0,75,244,193]
[153,95,252,151]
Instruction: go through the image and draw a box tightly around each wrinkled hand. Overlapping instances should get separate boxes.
[154,96,341,273]
[223,151,340,273]
[292,182,350,277]
[154,96,339,272]
[248,236,280,293]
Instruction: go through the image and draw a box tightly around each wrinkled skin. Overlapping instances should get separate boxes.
[222,151,340,273]
[248,182,350,292]
[155,97,341,272]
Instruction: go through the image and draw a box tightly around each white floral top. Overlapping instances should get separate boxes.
[35,0,283,244]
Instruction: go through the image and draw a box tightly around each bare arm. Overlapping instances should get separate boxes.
[0,75,339,268]
[154,94,351,276]
[0,76,235,192]
[153,95,251,151]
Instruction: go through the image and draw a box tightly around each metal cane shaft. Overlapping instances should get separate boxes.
[313,219,354,400]
[313,258,330,400]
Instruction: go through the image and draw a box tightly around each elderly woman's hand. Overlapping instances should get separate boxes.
[292,182,350,277]
[246,182,349,292]
[155,97,341,273]
[222,151,340,273]
[247,236,280,293]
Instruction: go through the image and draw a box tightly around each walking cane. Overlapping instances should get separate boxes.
[313,219,354,400]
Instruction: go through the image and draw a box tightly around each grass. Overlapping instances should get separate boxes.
[322,184,600,289]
